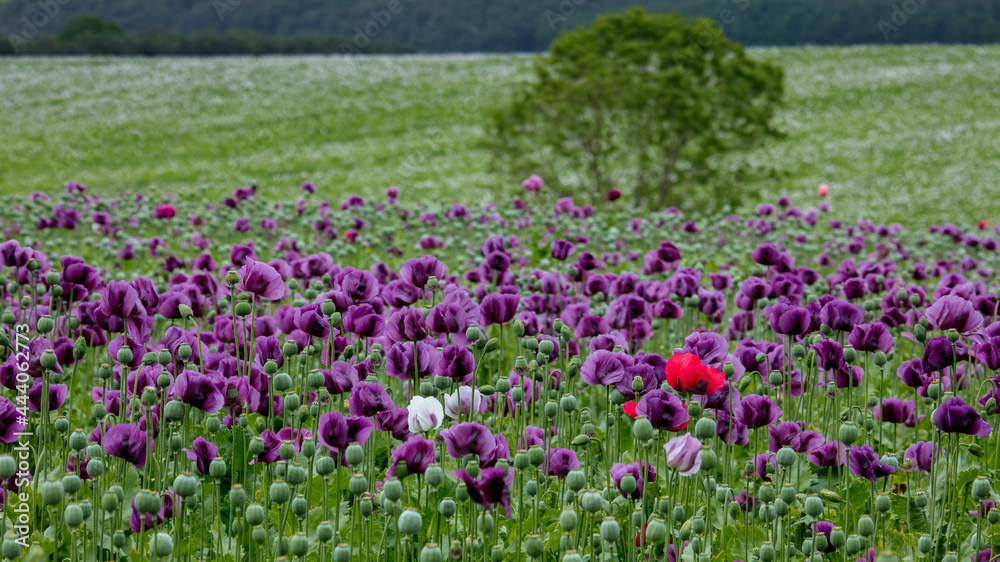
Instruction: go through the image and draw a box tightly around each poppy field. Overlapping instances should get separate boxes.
[0,179,999,562]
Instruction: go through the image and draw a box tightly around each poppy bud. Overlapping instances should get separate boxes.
[792,344,805,358]
[483,338,499,354]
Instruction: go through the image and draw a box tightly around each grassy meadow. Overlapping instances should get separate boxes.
[1,45,998,223]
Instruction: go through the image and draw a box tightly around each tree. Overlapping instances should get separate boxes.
[58,15,128,43]
[487,7,784,211]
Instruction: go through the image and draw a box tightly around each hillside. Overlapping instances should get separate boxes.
[3,0,1000,53]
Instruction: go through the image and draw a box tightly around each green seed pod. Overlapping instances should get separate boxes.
[151,533,173,558]
[251,526,267,544]
[245,503,266,526]
[646,517,667,542]
[315,455,335,475]
[1,539,21,559]
[524,479,537,496]
[291,495,308,519]
[438,497,457,518]
[699,447,717,471]
[716,486,731,504]
[831,527,847,548]
[478,512,494,534]
[273,535,290,556]
[943,553,958,562]
[875,494,891,512]
[53,417,69,433]
[40,478,64,506]
[64,503,84,527]
[286,463,306,486]
[813,534,828,552]
[483,338,499,354]
[525,535,543,559]
[209,457,227,479]
[973,476,992,501]
[582,490,603,513]
[619,474,637,495]
[424,463,444,487]
[819,489,842,503]
[173,472,198,498]
[136,490,161,514]
[838,422,858,444]
[269,480,291,504]
[691,516,706,534]
[112,531,127,549]
[843,346,857,363]
[672,504,686,522]
[758,483,776,503]
[0,456,15,480]
[760,542,776,562]
[278,440,296,461]
[528,445,545,466]
[917,534,932,554]
[845,535,862,555]
[758,504,776,522]
[913,490,928,507]
[774,498,789,516]
[315,521,334,543]
[857,515,875,537]
[599,517,620,542]
[205,415,221,433]
[289,532,309,556]
[776,446,796,467]
[804,495,823,517]
[102,490,120,512]
[348,474,369,496]
[62,473,82,494]
[780,483,797,504]
[398,508,423,534]
[420,544,443,562]
[229,484,248,507]
[383,477,403,501]
[989,509,1000,524]
[284,393,301,411]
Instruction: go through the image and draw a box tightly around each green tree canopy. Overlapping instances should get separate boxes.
[488,7,784,211]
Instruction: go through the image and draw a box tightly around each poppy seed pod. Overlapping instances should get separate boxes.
[804,495,823,517]
[973,476,992,501]
[135,490,161,515]
[291,496,308,519]
[582,490,603,513]
[399,508,423,534]
[40,479,64,506]
[64,503,84,528]
[599,517,620,542]
[774,498,789,516]
[269,480,291,504]
[566,470,586,492]
[633,416,654,441]
[857,515,875,537]
[251,526,267,545]
[917,534,932,553]
[315,522,334,543]
[478,512,494,534]
[101,490,120,512]
[36,315,54,334]
[525,535,543,559]
[209,458,227,479]
[151,533,173,558]
[86,458,104,478]
[286,464,306,486]
[425,464,444,487]
[838,422,858,444]
[845,535,862,555]
[989,509,1000,524]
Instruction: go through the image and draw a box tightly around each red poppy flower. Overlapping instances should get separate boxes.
[979,220,988,231]
[344,230,358,242]
[606,189,622,202]
[623,401,638,419]
[664,353,725,395]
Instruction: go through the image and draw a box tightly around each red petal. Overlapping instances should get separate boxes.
[623,401,638,419]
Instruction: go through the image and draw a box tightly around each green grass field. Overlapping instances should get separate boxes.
[1,45,998,223]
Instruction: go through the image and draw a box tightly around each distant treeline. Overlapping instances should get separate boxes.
[0,15,414,56]
[2,0,1000,54]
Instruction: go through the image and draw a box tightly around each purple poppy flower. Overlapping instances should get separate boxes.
[336,266,378,304]
[546,448,580,478]
[550,240,575,261]
[874,398,921,427]
[609,461,656,499]
[812,339,845,371]
[922,336,969,372]
[933,396,992,436]
[183,436,219,475]
[663,434,701,476]
[386,436,437,477]
[440,422,497,465]
[903,441,941,472]
[385,341,441,381]
[848,444,896,483]
[386,309,428,343]
[343,304,385,338]
[349,381,394,417]
[635,390,690,431]
[237,260,286,301]
[847,323,893,353]
[768,421,824,453]
[751,243,782,266]
[172,370,224,413]
[294,303,331,340]
[580,350,628,387]
[103,424,149,468]
[376,407,412,441]
[807,441,846,467]
[320,362,358,395]
[715,411,749,445]
[435,345,476,384]
[975,336,1000,370]
[0,397,27,443]
[428,302,469,334]
[762,302,810,336]
[96,281,154,344]
[820,299,864,333]
[925,295,984,334]
[27,381,67,412]
[480,293,520,325]
[399,255,448,289]
[738,394,783,428]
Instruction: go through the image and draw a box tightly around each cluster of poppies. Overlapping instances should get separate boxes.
[0,179,999,562]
